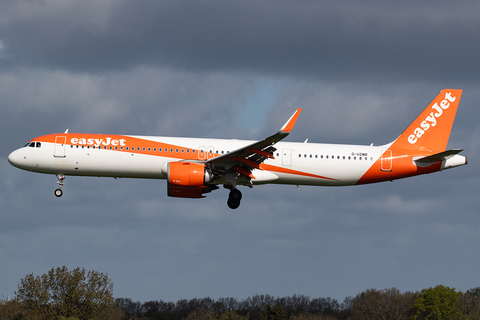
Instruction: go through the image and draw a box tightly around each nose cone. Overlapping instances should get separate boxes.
[8,149,24,169]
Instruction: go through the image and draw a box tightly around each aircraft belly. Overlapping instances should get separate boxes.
[76,152,166,178]
[36,149,167,179]
[267,161,376,186]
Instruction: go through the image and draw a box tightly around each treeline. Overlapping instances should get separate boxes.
[116,294,342,320]
[115,286,480,320]
[2,266,480,319]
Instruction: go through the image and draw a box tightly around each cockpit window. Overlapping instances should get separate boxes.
[23,141,41,148]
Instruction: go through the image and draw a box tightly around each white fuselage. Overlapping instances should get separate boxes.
[9,135,383,186]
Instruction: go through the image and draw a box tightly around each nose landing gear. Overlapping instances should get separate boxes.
[54,174,65,197]
[227,188,242,209]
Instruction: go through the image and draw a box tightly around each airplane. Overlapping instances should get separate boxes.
[8,89,467,209]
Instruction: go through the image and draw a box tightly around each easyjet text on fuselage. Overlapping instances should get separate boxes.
[70,137,127,147]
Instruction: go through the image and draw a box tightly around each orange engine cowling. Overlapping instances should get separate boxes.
[167,162,214,198]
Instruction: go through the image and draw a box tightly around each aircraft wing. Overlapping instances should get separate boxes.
[205,108,302,179]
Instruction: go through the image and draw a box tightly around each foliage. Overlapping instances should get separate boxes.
[14,266,122,320]
[258,304,287,320]
[411,285,462,320]
[6,271,480,320]
[0,298,25,320]
[458,287,480,320]
[349,287,417,320]
[290,314,338,320]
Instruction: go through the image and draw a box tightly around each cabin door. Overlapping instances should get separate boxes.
[54,136,66,158]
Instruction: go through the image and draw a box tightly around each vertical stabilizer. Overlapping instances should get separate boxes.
[391,89,462,152]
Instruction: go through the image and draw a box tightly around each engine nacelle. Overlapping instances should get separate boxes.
[166,162,214,198]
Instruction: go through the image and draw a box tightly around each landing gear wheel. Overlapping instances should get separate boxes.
[229,189,242,202]
[227,189,242,209]
[54,188,63,197]
[55,174,65,198]
[227,198,240,209]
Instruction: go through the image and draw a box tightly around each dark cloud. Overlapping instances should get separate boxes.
[2,1,480,82]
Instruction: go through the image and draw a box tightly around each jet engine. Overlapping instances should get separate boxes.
[166,162,214,198]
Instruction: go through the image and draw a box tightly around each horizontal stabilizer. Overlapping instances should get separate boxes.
[414,149,463,163]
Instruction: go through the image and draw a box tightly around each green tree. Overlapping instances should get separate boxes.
[411,285,462,320]
[0,297,26,320]
[216,310,246,320]
[182,309,216,320]
[258,304,287,320]
[289,314,338,320]
[14,266,123,320]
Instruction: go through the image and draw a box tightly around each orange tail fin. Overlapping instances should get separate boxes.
[391,89,462,152]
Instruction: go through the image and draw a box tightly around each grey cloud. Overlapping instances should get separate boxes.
[2,1,479,82]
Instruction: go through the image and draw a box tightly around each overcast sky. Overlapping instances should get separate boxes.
[1,0,480,303]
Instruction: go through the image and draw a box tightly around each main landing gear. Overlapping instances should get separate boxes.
[54,174,65,197]
[227,188,242,209]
